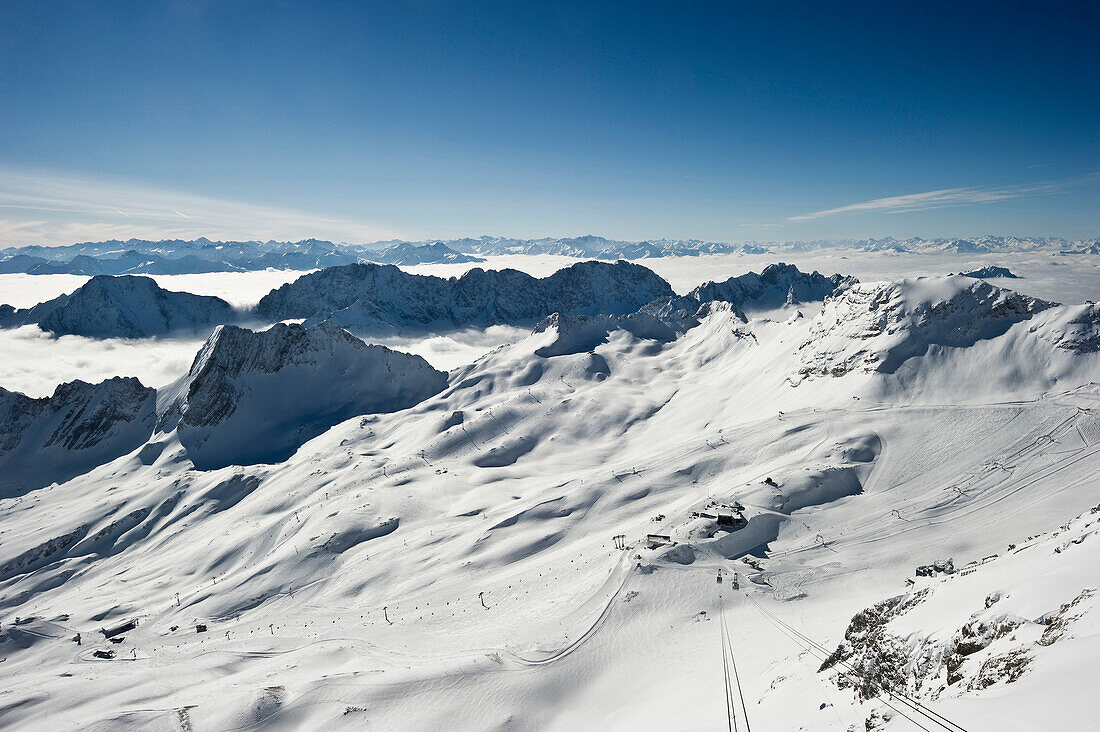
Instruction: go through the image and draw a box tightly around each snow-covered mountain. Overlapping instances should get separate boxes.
[0,238,362,275]
[418,234,1100,258]
[533,263,855,357]
[435,234,751,258]
[685,262,856,317]
[0,377,155,494]
[1,235,1096,274]
[366,241,485,265]
[22,250,239,276]
[157,322,448,469]
[796,276,1054,379]
[0,275,236,338]
[0,263,1098,730]
[253,260,675,334]
[826,235,1099,255]
[956,265,1018,279]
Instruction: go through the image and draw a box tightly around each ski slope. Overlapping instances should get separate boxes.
[0,263,1098,730]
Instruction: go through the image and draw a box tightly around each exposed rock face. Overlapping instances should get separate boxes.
[0,275,235,338]
[797,276,1054,377]
[0,377,157,494]
[1030,303,1100,354]
[253,260,675,334]
[689,263,857,315]
[639,263,856,327]
[160,322,448,469]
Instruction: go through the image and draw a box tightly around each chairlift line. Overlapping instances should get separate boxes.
[717,572,751,732]
[744,592,967,732]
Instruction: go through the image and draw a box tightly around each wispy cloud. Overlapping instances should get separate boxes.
[0,166,402,247]
[789,174,1098,222]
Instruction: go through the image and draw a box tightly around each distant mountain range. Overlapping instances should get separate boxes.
[0,235,1096,276]
[0,239,482,276]
[380,234,1100,258]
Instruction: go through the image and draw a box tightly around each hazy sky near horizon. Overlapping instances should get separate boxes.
[0,1,1096,246]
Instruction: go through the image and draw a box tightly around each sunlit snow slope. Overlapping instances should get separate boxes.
[0,267,1098,731]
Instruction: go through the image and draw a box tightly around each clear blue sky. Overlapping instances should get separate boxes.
[0,1,1096,245]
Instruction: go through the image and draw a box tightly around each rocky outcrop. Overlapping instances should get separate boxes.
[0,377,156,494]
[796,276,1053,377]
[1030,303,1100,354]
[689,263,857,315]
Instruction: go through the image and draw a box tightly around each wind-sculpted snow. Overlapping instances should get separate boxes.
[253,260,675,334]
[160,321,448,468]
[0,275,236,338]
[0,377,156,494]
[797,276,1054,378]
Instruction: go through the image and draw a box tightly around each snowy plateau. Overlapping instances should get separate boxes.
[0,250,1098,732]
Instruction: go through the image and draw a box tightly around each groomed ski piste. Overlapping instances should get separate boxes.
[1,261,1099,731]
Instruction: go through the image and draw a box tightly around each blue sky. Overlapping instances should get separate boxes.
[0,1,1096,245]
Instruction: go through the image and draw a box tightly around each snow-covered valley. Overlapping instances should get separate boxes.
[0,253,1098,730]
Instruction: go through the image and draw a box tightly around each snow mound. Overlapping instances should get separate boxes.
[252,260,675,334]
[160,321,448,468]
[797,276,1054,378]
[0,275,235,338]
[0,377,156,494]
